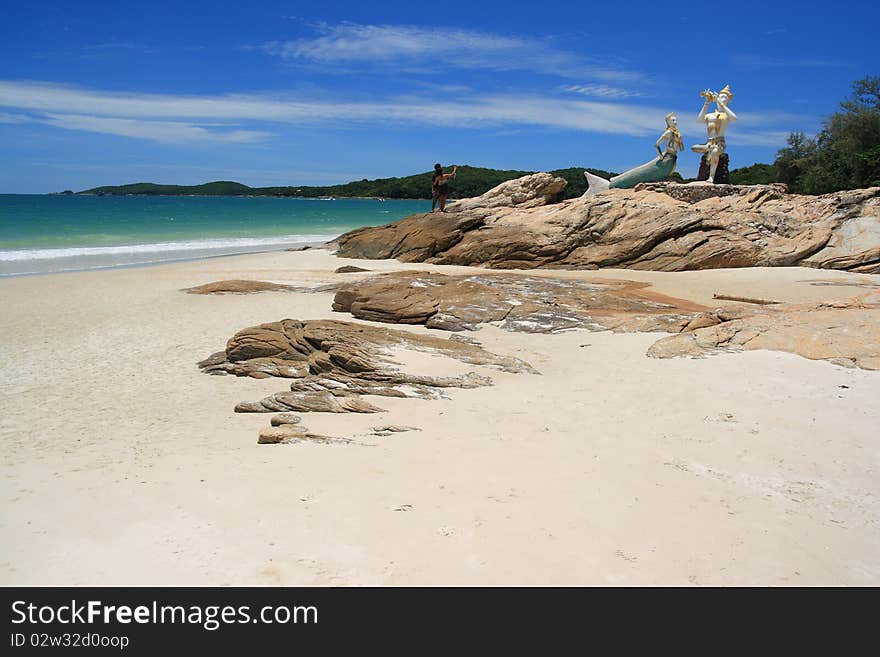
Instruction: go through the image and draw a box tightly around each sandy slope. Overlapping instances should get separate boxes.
[1,250,878,585]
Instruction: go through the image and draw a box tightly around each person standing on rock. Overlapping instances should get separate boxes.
[432,163,457,212]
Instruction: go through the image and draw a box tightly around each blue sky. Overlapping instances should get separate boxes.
[1,0,877,193]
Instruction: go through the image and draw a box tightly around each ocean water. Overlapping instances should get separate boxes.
[0,194,429,276]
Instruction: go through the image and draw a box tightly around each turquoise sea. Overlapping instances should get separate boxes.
[0,194,429,277]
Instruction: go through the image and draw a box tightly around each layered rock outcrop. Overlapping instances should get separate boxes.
[333,180,880,273]
[198,318,537,414]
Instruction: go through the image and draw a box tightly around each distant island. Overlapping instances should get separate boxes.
[73,166,636,201]
[62,160,798,200]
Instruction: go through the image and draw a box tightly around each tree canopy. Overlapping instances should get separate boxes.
[730,75,880,193]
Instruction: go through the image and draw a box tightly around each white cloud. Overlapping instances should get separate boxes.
[564,84,643,99]
[0,112,32,123]
[42,114,270,143]
[263,23,641,82]
[0,80,808,147]
[721,130,791,147]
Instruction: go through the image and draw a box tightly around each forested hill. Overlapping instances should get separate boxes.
[76,165,620,200]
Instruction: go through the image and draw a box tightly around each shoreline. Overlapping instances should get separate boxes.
[0,195,432,277]
[34,193,433,201]
[0,240,333,279]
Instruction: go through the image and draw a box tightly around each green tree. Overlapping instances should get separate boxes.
[774,131,817,190]
[774,75,880,193]
[729,162,777,185]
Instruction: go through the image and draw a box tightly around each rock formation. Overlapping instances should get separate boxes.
[329,271,880,370]
[198,318,537,414]
[332,179,880,273]
[183,280,338,294]
[445,172,568,211]
[332,270,706,333]
[648,290,880,370]
[697,153,730,184]
[257,423,349,445]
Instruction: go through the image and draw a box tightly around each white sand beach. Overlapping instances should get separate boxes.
[1,249,878,585]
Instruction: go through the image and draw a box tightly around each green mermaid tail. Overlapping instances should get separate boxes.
[584,154,678,195]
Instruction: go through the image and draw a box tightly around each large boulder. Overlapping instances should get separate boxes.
[446,172,568,211]
[333,179,880,273]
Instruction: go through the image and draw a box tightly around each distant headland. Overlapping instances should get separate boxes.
[67,166,625,201]
[57,161,796,200]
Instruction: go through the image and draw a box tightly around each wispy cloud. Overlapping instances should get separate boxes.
[726,130,791,147]
[0,112,33,123]
[82,42,158,53]
[263,23,641,82]
[564,84,643,99]
[0,80,809,147]
[42,114,270,143]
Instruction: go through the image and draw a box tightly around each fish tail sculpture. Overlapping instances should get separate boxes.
[584,112,684,196]
[584,171,611,194]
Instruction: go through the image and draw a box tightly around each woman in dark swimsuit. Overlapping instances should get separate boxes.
[431,163,457,212]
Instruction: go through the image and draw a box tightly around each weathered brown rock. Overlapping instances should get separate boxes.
[184,280,298,294]
[633,181,789,203]
[184,280,339,295]
[332,270,707,333]
[370,425,421,436]
[446,172,568,211]
[335,265,372,273]
[198,352,310,379]
[270,413,302,426]
[648,291,880,370]
[200,318,537,414]
[236,391,385,414]
[258,423,349,444]
[331,271,880,370]
[332,178,880,273]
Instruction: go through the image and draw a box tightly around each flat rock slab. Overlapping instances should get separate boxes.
[633,181,790,204]
[258,423,350,445]
[332,177,880,273]
[648,291,880,370]
[183,280,339,295]
[199,318,537,415]
[332,271,880,370]
[333,270,707,333]
[370,425,422,436]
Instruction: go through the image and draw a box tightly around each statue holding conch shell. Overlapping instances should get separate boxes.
[691,84,737,183]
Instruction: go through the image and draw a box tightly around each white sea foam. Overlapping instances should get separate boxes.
[0,233,341,277]
[0,233,338,262]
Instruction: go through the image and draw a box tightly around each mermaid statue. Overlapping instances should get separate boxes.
[584,112,685,195]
